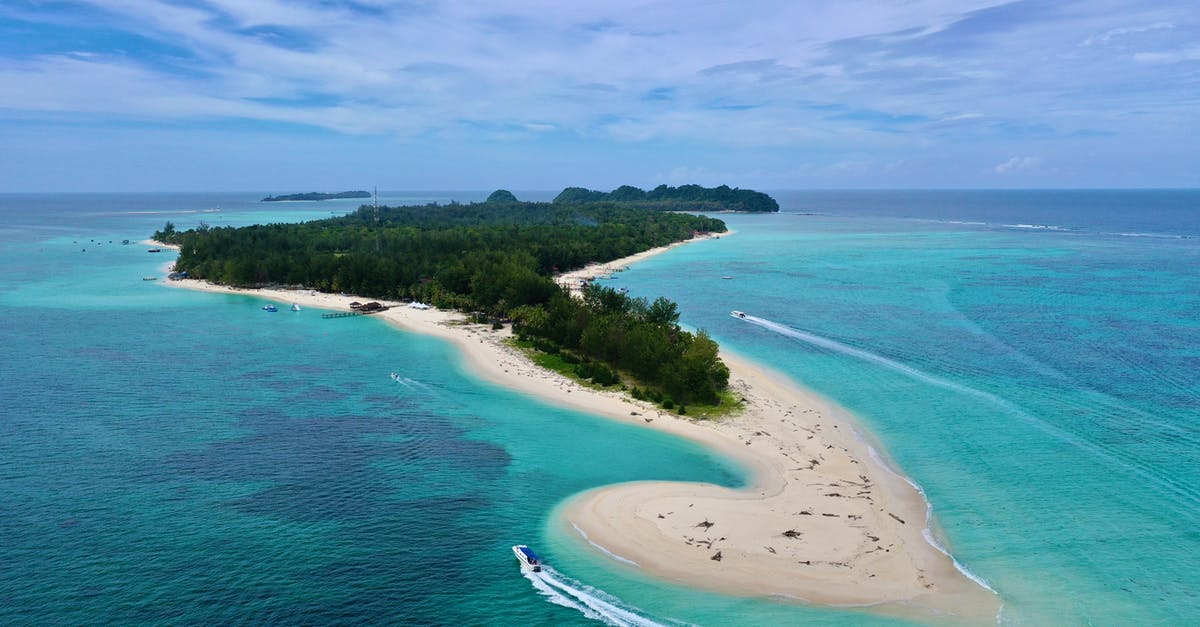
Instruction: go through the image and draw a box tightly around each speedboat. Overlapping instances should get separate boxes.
[262,304,278,312]
[291,303,301,312]
[730,310,746,318]
[512,545,542,572]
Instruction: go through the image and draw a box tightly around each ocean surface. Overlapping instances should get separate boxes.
[1,190,1197,625]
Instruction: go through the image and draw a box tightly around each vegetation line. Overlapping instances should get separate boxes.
[155,186,772,409]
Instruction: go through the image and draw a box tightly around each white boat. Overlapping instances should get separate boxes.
[291,303,301,311]
[730,310,746,318]
[512,544,542,572]
[262,304,277,312]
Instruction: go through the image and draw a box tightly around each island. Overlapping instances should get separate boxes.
[156,190,732,408]
[554,184,779,212]
[485,189,519,203]
[151,186,996,620]
[260,190,371,202]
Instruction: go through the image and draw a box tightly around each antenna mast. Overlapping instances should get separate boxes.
[374,186,381,254]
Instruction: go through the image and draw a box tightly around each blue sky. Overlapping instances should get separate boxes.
[1,0,1196,191]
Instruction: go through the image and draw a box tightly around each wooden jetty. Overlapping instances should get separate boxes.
[321,311,363,319]
[322,301,391,319]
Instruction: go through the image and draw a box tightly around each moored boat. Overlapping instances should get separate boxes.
[262,304,278,312]
[512,544,542,572]
[291,303,301,311]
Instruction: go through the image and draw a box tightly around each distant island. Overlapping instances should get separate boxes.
[261,191,371,202]
[553,184,779,213]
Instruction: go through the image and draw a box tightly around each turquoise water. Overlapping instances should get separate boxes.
[618,191,1199,624]
[2,191,1197,625]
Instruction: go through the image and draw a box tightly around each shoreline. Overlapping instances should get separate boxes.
[560,350,998,621]
[156,233,998,622]
[554,232,729,293]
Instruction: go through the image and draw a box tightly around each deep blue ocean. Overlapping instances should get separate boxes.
[1,190,1196,625]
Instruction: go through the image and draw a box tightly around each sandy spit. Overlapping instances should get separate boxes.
[155,232,998,622]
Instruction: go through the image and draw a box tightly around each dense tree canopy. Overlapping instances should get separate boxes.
[154,197,731,405]
[553,184,778,212]
[485,189,519,203]
[511,285,728,405]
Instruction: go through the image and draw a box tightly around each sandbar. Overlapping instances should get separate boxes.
[155,234,999,622]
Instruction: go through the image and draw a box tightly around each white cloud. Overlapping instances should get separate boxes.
[1,0,1198,189]
[1081,22,1174,46]
[1133,47,1200,63]
[993,156,1042,174]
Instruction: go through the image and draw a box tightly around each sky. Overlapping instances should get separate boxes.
[0,0,1197,191]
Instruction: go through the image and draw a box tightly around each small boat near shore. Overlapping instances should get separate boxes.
[731,310,746,318]
[512,544,542,572]
[291,303,301,312]
[262,304,277,312]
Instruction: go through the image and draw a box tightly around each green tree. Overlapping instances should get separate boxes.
[645,297,679,325]
[486,189,519,203]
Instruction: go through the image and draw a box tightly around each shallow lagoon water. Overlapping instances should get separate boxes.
[2,190,1197,625]
[620,191,1199,624]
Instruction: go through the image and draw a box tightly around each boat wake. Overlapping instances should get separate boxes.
[389,373,434,391]
[735,314,1200,510]
[738,315,1006,406]
[522,566,670,627]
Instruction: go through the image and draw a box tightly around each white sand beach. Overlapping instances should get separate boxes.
[158,234,998,622]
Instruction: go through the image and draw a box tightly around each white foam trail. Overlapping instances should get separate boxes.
[922,527,997,593]
[1110,231,1189,239]
[740,314,1200,509]
[1002,223,1069,231]
[521,564,666,627]
[743,316,1009,408]
[402,377,435,391]
[571,523,641,567]
[864,445,997,594]
[522,568,602,618]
